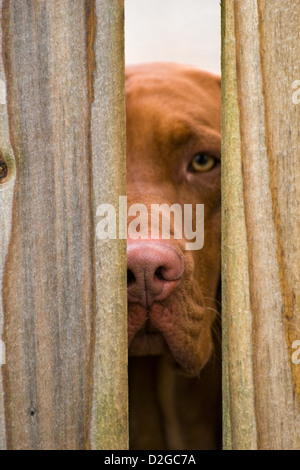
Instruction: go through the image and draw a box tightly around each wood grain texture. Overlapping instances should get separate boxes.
[2,0,93,450]
[223,0,300,450]
[89,0,128,450]
[0,0,16,449]
[0,0,127,450]
[1,0,127,450]
[221,0,257,451]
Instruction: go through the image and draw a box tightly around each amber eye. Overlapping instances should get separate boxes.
[189,153,216,173]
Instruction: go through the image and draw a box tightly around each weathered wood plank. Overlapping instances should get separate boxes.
[221,0,257,451]
[223,0,300,450]
[2,0,94,449]
[1,0,127,450]
[89,0,128,450]
[257,0,300,418]
[0,0,16,449]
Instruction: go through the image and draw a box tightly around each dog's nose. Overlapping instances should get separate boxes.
[127,241,184,308]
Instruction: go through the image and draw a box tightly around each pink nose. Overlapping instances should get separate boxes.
[127,241,184,309]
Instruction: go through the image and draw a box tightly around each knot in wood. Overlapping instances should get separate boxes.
[0,157,8,182]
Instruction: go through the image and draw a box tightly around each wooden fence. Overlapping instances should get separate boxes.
[222,0,300,450]
[0,0,299,451]
[0,0,127,450]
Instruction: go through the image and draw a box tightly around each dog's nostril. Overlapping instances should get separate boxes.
[127,269,136,286]
[154,266,166,281]
[127,242,184,307]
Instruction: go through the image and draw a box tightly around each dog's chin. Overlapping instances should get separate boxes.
[128,304,213,377]
[129,327,170,357]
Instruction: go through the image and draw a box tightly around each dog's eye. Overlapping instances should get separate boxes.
[189,153,216,173]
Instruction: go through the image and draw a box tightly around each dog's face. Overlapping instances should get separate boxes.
[126,63,221,376]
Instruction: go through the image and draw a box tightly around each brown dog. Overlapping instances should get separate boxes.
[126,63,221,450]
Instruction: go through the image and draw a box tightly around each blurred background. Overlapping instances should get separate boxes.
[125,0,221,75]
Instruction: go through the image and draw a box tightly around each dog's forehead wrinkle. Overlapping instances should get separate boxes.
[127,176,180,202]
[127,102,220,157]
[128,95,216,128]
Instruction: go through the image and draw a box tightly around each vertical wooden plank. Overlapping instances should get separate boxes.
[257,0,300,417]
[221,0,257,451]
[89,0,128,450]
[0,0,16,449]
[223,0,300,449]
[2,0,94,449]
